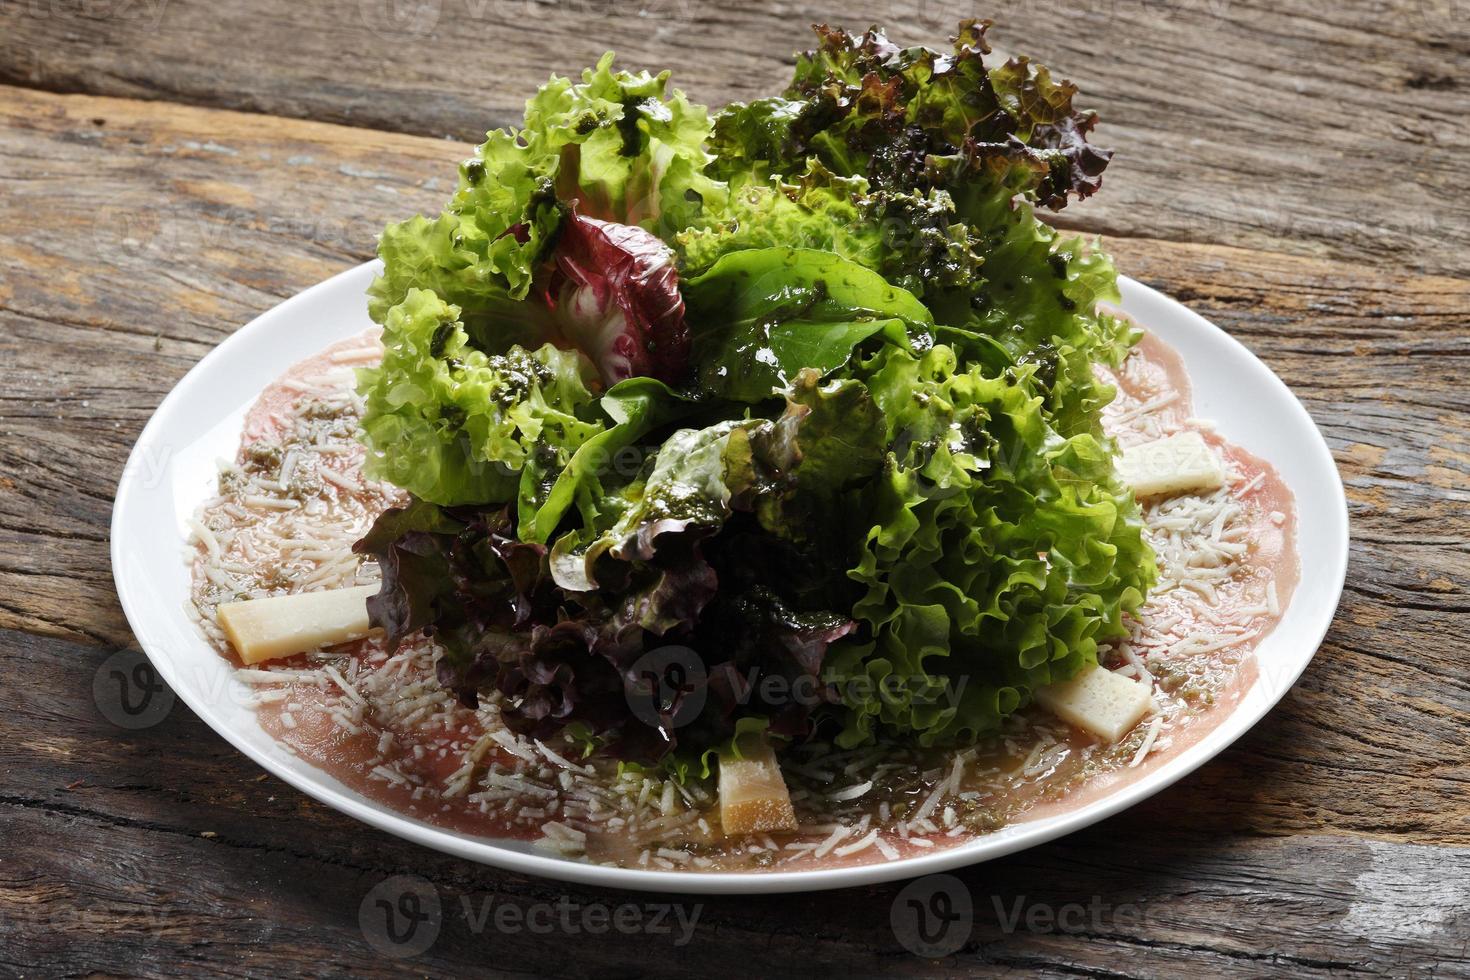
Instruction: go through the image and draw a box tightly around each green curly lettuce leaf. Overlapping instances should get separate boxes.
[821,342,1154,746]
[750,370,886,546]
[948,181,1137,436]
[518,376,688,544]
[357,288,605,505]
[368,52,724,331]
[675,161,979,301]
[676,163,878,271]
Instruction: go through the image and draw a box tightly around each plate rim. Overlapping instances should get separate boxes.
[110,261,1348,895]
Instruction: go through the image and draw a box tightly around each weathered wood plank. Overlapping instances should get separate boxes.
[1,0,1466,278]
[3,627,1466,977]
[0,85,449,643]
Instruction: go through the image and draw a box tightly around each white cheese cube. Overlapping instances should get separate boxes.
[1117,431,1225,498]
[217,584,379,665]
[718,739,798,835]
[1034,664,1153,743]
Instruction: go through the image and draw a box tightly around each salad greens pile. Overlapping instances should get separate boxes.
[354,21,1155,766]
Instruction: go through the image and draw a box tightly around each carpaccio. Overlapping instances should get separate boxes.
[187,326,1299,872]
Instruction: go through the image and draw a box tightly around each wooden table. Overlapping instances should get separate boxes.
[2,1,1467,975]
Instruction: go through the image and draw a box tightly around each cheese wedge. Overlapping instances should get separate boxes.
[718,737,798,835]
[217,585,379,665]
[1117,431,1225,499]
[1034,664,1152,743]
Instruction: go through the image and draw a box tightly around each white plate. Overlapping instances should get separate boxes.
[111,262,1348,894]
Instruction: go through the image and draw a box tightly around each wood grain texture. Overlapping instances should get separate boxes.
[1,0,1467,280]
[0,23,1467,975]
